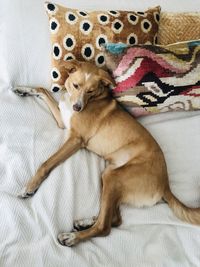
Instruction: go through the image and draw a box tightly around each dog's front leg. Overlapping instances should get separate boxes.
[18,132,82,198]
[14,86,65,129]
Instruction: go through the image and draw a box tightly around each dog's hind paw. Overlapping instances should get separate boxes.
[73,217,97,231]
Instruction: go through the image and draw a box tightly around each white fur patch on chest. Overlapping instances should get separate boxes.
[58,93,73,129]
[85,73,91,81]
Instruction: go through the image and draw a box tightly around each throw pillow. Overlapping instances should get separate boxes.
[103,40,200,117]
[158,12,200,45]
[45,2,161,92]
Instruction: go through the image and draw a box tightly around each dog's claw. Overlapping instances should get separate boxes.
[17,187,38,199]
[14,89,29,97]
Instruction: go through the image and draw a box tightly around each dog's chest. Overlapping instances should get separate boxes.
[58,93,73,129]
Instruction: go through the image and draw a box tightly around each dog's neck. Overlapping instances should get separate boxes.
[92,85,112,102]
[83,85,115,116]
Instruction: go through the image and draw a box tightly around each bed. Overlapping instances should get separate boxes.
[0,0,200,266]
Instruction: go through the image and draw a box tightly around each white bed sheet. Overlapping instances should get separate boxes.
[0,89,200,267]
[1,0,200,266]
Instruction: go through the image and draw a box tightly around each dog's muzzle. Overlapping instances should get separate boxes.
[73,103,82,112]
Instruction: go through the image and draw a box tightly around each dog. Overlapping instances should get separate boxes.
[14,60,200,246]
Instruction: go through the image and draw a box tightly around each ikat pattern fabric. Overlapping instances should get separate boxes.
[45,2,160,92]
[103,40,200,117]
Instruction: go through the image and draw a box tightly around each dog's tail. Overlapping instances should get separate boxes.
[163,187,200,225]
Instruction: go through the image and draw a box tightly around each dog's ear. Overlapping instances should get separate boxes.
[98,69,115,87]
[61,60,81,74]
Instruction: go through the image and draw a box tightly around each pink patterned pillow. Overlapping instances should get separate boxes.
[103,41,200,117]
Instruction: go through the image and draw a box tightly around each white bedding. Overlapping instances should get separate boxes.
[1,0,200,266]
[1,89,200,267]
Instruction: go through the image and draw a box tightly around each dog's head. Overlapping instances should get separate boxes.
[63,60,115,112]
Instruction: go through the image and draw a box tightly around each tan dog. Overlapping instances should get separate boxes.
[14,60,200,246]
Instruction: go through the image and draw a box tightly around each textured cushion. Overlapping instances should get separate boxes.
[103,40,200,117]
[45,1,161,92]
[158,12,200,45]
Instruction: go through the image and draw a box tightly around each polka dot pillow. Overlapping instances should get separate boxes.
[45,2,161,92]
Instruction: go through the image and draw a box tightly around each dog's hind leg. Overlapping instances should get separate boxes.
[73,206,122,231]
[58,168,121,246]
[111,206,122,227]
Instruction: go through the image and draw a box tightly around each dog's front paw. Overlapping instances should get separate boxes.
[17,186,38,199]
[13,86,42,98]
[13,87,30,97]
[58,232,78,247]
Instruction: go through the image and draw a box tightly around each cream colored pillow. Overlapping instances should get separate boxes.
[158,12,200,45]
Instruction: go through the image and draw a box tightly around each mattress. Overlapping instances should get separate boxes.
[1,0,200,266]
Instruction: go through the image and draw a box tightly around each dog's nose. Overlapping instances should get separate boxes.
[73,103,82,112]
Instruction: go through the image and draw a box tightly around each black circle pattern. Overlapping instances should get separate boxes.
[80,20,93,34]
[82,44,94,60]
[47,3,55,11]
[97,55,104,64]
[50,18,60,33]
[51,68,61,82]
[127,13,139,25]
[109,11,117,15]
[144,21,150,30]
[100,15,107,22]
[95,53,105,67]
[63,35,75,51]
[66,38,73,47]
[98,37,106,46]
[108,11,120,17]
[52,71,58,79]
[65,12,78,25]
[129,36,136,44]
[137,11,145,16]
[114,22,121,30]
[112,19,123,33]
[52,86,60,92]
[69,14,76,21]
[84,47,92,58]
[51,21,57,30]
[83,22,90,31]
[66,56,73,60]
[127,33,138,45]
[64,53,75,61]
[54,46,60,57]
[96,34,108,49]
[141,19,152,33]
[80,11,87,16]
[98,14,109,25]
[51,21,58,31]
[130,15,137,22]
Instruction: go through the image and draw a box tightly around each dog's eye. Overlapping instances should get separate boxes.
[73,83,79,90]
[87,90,93,94]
